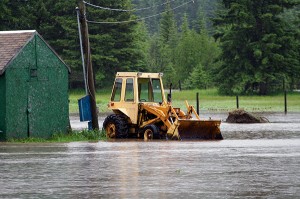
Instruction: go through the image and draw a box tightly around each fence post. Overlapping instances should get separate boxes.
[167,83,172,103]
[196,92,199,115]
[284,90,287,114]
[178,80,182,91]
[236,95,239,109]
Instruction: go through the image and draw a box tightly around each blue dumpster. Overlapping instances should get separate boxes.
[78,95,92,122]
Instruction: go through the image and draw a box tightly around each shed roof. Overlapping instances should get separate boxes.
[0,30,70,75]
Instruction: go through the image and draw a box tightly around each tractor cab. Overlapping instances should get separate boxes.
[108,72,166,125]
[137,77,163,103]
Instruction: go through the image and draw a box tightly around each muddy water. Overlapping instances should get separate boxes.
[1,113,300,198]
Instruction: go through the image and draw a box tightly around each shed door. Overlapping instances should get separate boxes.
[27,68,50,138]
[5,68,29,139]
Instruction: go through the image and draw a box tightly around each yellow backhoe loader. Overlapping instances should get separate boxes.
[103,72,223,140]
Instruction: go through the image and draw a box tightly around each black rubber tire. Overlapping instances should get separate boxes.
[103,114,129,138]
[142,124,160,140]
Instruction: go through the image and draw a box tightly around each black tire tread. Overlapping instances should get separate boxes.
[103,114,129,138]
[143,124,160,139]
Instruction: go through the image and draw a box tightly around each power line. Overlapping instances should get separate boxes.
[83,0,178,12]
[87,0,195,24]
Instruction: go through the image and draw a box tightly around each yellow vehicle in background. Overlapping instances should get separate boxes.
[103,72,223,140]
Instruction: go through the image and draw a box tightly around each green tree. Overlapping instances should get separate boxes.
[0,0,52,30]
[0,0,10,30]
[148,33,162,72]
[175,14,220,88]
[183,63,208,89]
[86,0,148,88]
[37,0,81,88]
[132,0,221,35]
[159,1,178,46]
[214,0,300,95]
[156,1,178,85]
[281,5,300,89]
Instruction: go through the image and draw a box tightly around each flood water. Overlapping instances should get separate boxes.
[1,112,300,198]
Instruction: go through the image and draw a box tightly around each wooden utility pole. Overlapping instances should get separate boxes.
[78,0,99,130]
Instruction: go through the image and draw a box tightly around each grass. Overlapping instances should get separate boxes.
[69,89,112,114]
[8,129,107,143]
[70,88,300,113]
[172,89,300,112]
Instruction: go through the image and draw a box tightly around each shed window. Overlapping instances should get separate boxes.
[30,69,37,77]
[111,78,122,101]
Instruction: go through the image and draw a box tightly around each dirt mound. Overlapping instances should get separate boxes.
[226,109,269,123]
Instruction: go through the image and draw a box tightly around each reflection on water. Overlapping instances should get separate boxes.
[1,113,300,198]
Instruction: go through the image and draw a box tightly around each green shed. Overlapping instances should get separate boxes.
[0,30,71,141]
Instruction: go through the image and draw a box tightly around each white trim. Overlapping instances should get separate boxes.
[0,30,36,34]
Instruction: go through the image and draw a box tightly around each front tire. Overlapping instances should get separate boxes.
[143,124,160,141]
[103,114,129,138]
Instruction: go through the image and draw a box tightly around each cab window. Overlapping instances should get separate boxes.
[111,78,122,101]
[138,78,162,102]
[125,78,134,102]
[152,79,162,102]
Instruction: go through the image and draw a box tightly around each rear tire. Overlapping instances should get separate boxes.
[143,124,160,141]
[103,114,129,138]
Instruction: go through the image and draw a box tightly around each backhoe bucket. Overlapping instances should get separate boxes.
[177,119,223,140]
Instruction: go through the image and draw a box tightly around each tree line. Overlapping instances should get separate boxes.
[0,0,299,95]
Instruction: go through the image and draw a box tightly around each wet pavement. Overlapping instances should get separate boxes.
[0,112,300,198]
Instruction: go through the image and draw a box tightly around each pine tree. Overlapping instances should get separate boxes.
[132,0,161,34]
[0,0,52,30]
[85,0,148,88]
[0,0,10,30]
[175,14,194,82]
[40,0,81,88]
[281,5,300,89]
[180,13,189,35]
[156,1,178,85]
[175,14,220,88]
[183,63,208,89]
[214,0,300,95]
[148,33,162,72]
[159,1,178,46]
[193,5,207,34]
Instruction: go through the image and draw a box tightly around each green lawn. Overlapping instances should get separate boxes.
[69,89,112,114]
[172,89,300,112]
[8,130,107,143]
[69,88,300,113]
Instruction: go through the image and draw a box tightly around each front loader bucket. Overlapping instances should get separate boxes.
[177,119,223,140]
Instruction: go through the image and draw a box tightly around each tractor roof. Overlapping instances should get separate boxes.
[116,72,163,78]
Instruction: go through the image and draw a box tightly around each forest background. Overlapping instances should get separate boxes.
[0,0,299,95]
